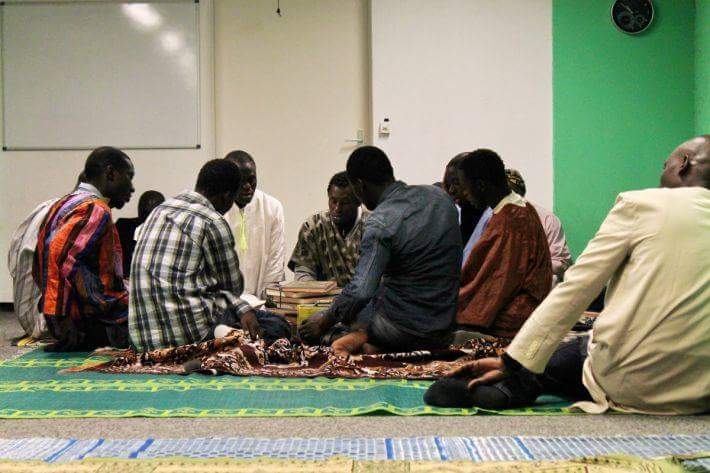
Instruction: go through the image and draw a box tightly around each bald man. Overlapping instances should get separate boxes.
[426,135,710,415]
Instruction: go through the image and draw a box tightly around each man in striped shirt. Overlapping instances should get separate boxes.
[129,159,265,352]
[34,147,135,351]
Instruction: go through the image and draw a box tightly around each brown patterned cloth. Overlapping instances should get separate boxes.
[66,329,507,380]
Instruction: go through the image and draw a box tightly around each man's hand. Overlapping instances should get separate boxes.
[298,311,332,342]
[239,310,263,341]
[447,356,508,390]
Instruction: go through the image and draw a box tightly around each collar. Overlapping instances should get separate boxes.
[493,191,527,214]
[76,182,109,203]
[185,190,217,212]
[377,180,405,206]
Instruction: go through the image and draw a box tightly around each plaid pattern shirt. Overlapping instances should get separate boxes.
[129,191,252,352]
[288,211,367,287]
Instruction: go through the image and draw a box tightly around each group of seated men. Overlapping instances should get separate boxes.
[8,135,709,416]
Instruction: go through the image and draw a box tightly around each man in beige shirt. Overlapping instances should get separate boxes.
[425,135,710,415]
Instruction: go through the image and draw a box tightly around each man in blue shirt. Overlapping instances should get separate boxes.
[299,146,462,354]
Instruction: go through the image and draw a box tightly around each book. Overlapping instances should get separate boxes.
[279,280,338,291]
[266,281,341,296]
[267,295,336,305]
[265,286,341,299]
[273,301,333,311]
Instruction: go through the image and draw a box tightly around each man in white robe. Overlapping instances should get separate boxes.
[224,150,286,298]
[6,173,84,339]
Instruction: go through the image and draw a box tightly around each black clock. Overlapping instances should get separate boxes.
[611,0,654,34]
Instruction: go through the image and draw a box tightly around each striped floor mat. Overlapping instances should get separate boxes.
[0,436,707,464]
[0,456,703,472]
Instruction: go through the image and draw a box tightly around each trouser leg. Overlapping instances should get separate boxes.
[537,335,592,401]
[424,336,590,409]
[45,315,127,351]
[367,313,450,353]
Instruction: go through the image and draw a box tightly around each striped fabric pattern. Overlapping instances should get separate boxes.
[7,199,57,338]
[129,191,252,352]
[33,189,127,323]
[0,436,707,463]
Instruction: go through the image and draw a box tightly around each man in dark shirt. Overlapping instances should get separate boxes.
[299,146,462,354]
[443,152,484,244]
[115,190,165,276]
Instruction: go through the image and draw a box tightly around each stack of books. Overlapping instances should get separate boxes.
[265,281,341,323]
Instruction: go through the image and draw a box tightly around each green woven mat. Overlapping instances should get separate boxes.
[0,349,573,419]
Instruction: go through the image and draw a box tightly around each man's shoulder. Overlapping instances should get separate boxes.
[64,193,111,216]
[619,187,710,204]
[256,189,284,210]
[303,210,329,225]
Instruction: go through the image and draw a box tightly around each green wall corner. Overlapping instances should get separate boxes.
[553,0,696,257]
[697,0,710,134]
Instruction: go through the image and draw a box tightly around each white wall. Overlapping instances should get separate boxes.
[1,0,555,302]
[371,0,553,208]
[214,0,371,265]
[0,0,216,301]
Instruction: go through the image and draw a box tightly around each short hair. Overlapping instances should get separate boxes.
[346,146,394,184]
[327,171,351,192]
[84,146,132,180]
[446,152,469,170]
[138,190,165,213]
[196,159,242,196]
[224,150,255,168]
[505,169,527,196]
[460,149,508,188]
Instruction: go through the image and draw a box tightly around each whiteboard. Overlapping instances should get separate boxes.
[1,1,200,150]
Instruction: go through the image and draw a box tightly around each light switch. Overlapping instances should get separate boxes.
[378,118,391,135]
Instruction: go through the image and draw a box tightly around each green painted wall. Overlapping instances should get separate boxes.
[553,0,696,257]
[697,0,710,134]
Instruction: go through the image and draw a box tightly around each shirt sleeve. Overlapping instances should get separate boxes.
[325,216,391,325]
[204,219,252,317]
[287,219,320,277]
[544,213,573,278]
[507,195,637,373]
[458,216,531,328]
[263,200,286,288]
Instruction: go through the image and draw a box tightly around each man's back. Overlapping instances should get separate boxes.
[509,186,710,414]
[586,187,710,413]
[34,191,127,321]
[129,191,245,351]
[8,199,58,338]
[370,182,462,337]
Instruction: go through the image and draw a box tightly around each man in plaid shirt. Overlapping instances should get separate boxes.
[128,159,265,352]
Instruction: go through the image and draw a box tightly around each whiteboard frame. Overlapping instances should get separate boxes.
[0,0,202,151]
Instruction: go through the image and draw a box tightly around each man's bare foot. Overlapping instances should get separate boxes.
[331,331,369,357]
